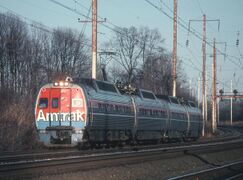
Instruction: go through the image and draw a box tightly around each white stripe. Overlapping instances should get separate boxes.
[138,116,167,120]
[93,112,134,118]
[92,113,201,124]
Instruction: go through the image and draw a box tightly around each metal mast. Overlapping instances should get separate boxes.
[172,0,178,97]
[212,38,217,133]
[201,14,206,136]
[230,80,233,125]
[92,0,97,79]
[187,15,220,136]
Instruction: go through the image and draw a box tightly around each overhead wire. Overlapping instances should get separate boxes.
[196,0,204,15]
[178,38,231,89]
[1,0,236,90]
[149,1,232,89]
[49,0,125,38]
[73,0,131,31]
[79,3,92,40]
[0,5,92,48]
[145,0,242,68]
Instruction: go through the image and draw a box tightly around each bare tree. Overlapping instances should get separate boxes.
[0,12,91,151]
[111,26,143,83]
[50,28,90,80]
[0,13,7,90]
[139,27,163,64]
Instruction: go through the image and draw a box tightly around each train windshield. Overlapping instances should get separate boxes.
[39,98,48,109]
[52,98,59,108]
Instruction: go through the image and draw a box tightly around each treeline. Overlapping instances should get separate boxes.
[0,13,91,151]
[0,12,192,151]
[0,13,91,98]
[218,100,243,122]
[0,12,192,99]
[100,26,189,96]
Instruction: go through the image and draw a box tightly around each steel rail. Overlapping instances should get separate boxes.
[0,126,240,163]
[1,138,243,179]
[168,159,243,180]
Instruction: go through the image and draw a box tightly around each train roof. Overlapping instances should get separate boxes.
[73,78,158,99]
[156,95,180,104]
[156,94,197,107]
[156,94,170,101]
[73,78,119,94]
[72,78,198,107]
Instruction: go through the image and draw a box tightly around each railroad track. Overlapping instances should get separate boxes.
[169,160,243,180]
[0,125,240,163]
[0,125,242,179]
[1,138,243,179]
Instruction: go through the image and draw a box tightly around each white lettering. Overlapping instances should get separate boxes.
[37,110,46,121]
[52,113,58,121]
[76,110,84,121]
[37,110,85,122]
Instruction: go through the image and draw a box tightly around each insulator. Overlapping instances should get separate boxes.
[236,39,239,46]
[186,39,189,47]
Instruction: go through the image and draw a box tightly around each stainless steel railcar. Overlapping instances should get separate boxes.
[35,78,202,147]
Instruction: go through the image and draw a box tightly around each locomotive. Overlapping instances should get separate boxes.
[35,77,202,147]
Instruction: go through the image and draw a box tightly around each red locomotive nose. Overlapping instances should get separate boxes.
[35,81,87,128]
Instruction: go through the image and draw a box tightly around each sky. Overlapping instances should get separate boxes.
[0,0,243,96]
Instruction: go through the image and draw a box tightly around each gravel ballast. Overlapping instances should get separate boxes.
[36,146,243,180]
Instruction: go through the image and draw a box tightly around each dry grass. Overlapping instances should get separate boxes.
[0,92,40,151]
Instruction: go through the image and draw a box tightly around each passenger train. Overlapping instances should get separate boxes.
[35,77,202,147]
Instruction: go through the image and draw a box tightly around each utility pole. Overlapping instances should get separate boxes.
[79,0,105,79]
[212,38,217,133]
[205,69,208,122]
[189,79,192,98]
[202,14,206,131]
[217,99,220,123]
[209,40,226,128]
[92,0,97,79]
[172,0,177,97]
[187,15,220,137]
[230,79,233,125]
[198,77,201,108]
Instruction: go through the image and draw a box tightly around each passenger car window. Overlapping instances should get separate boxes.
[96,81,117,93]
[141,91,155,99]
[189,102,196,107]
[39,98,48,109]
[170,97,179,104]
[52,98,58,108]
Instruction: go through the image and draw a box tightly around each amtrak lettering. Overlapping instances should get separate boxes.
[37,109,85,122]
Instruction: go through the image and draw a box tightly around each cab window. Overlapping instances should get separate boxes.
[52,98,59,108]
[39,98,48,109]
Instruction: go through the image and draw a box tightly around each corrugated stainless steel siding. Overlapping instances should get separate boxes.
[83,86,135,130]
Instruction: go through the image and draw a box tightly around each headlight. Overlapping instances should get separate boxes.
[59,81,64,86]
[75,130,83,134]
[38,129,46,134]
